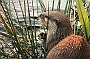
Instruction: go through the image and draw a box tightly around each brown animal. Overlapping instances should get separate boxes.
[39,11,90,59]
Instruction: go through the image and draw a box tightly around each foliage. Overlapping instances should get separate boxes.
[64,0,72,18]
[0,0,43,59]
[0,0,90,59]
[76,0,90,42]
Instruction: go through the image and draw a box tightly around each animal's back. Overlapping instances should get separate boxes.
[46,35,90,59]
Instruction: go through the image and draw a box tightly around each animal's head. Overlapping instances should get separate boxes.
[39,11,72,33]
[39,11,73,53]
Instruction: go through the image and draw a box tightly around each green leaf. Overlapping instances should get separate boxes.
[76,0,90,42]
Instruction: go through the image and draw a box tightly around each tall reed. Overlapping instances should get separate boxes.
[0,0,90,59]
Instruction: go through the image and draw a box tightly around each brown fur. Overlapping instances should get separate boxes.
[40,11,73,53]
[39,11,90,59]
[47,35,90,59]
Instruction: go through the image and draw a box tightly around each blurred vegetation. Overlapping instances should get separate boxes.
[76,0,90,42]
[0,0,90,59]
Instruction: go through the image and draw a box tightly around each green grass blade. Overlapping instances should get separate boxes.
[38,0,46,12]
[57,0,61,11]
[52,0,54,11]
[64,0,72,18]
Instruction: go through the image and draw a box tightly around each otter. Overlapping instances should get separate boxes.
[39,11,73,53]
[39,11,90,59]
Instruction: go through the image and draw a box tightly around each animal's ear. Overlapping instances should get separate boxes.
[39,14,43,17]
[39,14,45,19]
[55,20,58,23]
[55,19,59,24]
[45,15,49,19]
